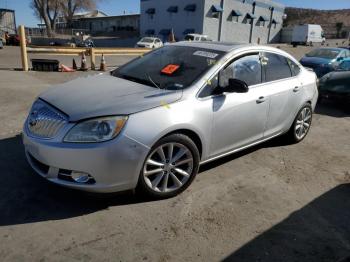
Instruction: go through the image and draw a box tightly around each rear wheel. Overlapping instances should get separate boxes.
[286,104,313,143]
[137,134,200,199]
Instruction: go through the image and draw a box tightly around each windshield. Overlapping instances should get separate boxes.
[112,45,225,90]
[184,35,195,41]
[140,37,154,43]
[339,60,350,71]
[306,49,340,59]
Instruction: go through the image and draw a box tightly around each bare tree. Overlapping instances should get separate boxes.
[30,0,62,37]
[30,0,100,36]
[60,0,99,29]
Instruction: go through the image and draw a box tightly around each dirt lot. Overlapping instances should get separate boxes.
[0,45,349,262]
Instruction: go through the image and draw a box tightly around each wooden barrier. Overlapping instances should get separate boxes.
[19,25,151,71]
[19,25,29,71]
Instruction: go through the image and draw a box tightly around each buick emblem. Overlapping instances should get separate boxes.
[29,111,38,127]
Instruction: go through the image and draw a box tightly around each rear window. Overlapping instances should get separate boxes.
[287,59,301,76]
[184,35,195,41]
[263,53,292,82]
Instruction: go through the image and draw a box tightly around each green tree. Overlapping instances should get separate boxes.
[336,22,343,38]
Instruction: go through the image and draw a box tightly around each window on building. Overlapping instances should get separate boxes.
[242,13,256,24]
[184,4,196,12]
[272,19,279,29]
[231,10,242,22]
[256,16,268,27]
[211,5,223,19]
[262,53,293,82]
[167,6,178,13]
[146,8,155,19]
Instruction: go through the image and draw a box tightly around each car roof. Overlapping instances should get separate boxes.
[171,41,289,54]
[312,47,346,51]
[172,41,250,52]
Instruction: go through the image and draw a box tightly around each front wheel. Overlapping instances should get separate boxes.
[286,104,313,143]
[137,134,200,199]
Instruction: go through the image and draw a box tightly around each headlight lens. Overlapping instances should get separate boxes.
[64,116,128,143]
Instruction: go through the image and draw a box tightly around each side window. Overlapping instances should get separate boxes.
[222,54,262,87]
[198,54,262,98]
[263,53,292,82]
[198,75,219,98]
[287,58,301,76]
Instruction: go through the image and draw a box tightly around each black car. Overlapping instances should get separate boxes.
[319,58,350,111]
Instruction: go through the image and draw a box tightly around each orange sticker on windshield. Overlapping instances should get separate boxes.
[161,64,180,75]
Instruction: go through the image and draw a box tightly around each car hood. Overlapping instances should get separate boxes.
[39,73,183,122]
[300,56,332,66]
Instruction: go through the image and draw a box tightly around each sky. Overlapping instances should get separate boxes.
[1,0,349,27]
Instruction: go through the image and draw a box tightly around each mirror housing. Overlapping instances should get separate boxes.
[223,78,249,93]
[336,57,344,62]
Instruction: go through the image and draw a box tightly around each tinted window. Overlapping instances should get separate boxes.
[339,61,350,71]
[305,48,340,59]
[263,53,292,82]
[221,54,262,87]
[287,59,301,76]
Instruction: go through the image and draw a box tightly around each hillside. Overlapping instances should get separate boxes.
[284,7,350,38]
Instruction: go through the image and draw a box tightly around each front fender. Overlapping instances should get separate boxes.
[124,99,212,160]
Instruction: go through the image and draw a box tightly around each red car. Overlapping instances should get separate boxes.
[7,34,29,46]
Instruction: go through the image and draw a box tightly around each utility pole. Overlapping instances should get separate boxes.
[218,0,225,41]
[267,7,274,43]
[249,2,256,43]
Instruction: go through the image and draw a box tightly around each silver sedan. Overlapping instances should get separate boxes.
[23,42,318,198]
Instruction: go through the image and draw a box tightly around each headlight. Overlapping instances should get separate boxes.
[64,116,128,143]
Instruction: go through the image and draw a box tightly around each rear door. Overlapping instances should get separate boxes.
[262,52,304,137]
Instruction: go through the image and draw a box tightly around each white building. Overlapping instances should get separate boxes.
[140,0,285,43]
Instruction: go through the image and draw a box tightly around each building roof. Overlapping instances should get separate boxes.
[79,14,140,21]
[0,8,15,13]
[73,10,107,18]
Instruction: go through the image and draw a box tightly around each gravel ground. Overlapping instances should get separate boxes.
[0,45,349,262]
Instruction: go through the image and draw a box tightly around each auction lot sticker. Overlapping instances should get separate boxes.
[193,50,219,59]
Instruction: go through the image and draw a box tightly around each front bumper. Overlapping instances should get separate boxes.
[23,122,150,193]
[320,91,350,104]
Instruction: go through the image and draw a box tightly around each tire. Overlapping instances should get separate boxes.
[137,134,200,199]
[285,103,313,143]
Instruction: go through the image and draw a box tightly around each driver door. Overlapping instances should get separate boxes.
[208,53,270,157]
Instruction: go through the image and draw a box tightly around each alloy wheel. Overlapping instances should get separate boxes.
[143,143,194,193]
[295,107,312,140]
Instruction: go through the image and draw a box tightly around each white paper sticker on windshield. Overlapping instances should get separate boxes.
[193,51,219,59]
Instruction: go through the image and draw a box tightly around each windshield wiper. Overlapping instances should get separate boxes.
[145,73,161,89]
[117,74,160,88]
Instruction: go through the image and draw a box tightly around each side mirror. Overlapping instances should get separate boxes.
[224,78,249,93]
[337,57,344,62]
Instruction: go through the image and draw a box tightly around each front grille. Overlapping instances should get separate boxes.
[27,100,67,139]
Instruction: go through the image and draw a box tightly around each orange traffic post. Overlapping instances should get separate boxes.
[19,25,29,71]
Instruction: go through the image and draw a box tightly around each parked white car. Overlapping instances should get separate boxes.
[184,34,212,42]
[136,37,163,49]
[292,24,326,46]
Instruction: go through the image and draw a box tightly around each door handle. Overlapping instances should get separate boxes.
[256,96,266,104]
[293,86,301,92]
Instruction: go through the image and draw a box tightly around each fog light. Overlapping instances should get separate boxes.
[71,171,92,183]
